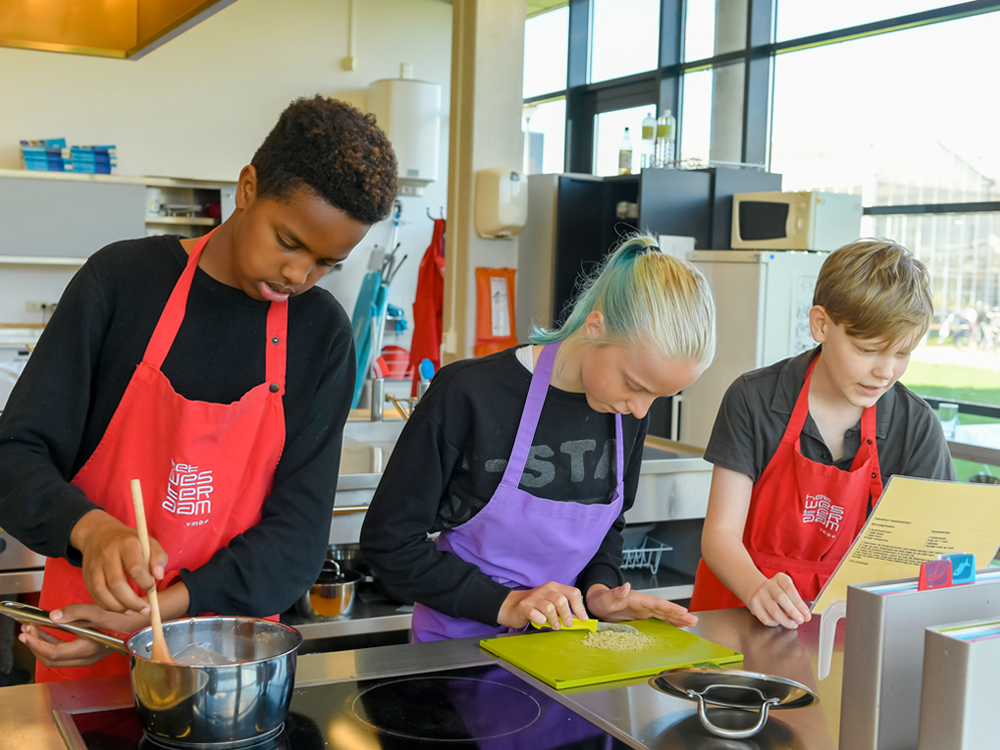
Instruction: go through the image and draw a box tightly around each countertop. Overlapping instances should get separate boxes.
[0,608,844,749]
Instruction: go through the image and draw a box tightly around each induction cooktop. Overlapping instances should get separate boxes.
[58,664,632,750]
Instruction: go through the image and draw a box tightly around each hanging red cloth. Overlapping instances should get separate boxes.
[410,218,445,395]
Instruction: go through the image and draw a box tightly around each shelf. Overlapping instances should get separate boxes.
[145,216,218,226]
[0,168,235,191]
[282,596,413,640]
[0,256,87,266]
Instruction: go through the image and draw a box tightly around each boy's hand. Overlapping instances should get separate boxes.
[18,603,151,669]
[497,581,589,630]
[586,583,698,628]
[746,573,812,629]
[70,509,169,614]
[49,602,150,635]
[19,622,111,669]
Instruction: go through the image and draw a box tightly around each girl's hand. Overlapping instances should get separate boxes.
[746,573,811,629]
[70,509,169,614]
[586,583,698,628]
[497,582,589,630]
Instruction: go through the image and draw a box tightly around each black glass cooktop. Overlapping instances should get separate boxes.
[64,664,631,749]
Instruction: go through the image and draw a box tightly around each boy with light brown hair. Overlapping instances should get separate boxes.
[690,239,955,627]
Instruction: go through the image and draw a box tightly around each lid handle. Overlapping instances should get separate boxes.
[688,683,780,740]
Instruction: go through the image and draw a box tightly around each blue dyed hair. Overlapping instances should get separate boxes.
[529,234,716,370]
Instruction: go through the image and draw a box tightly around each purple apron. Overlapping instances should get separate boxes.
[411,342,625,642]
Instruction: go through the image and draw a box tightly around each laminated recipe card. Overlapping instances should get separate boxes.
[812,476,1000,614]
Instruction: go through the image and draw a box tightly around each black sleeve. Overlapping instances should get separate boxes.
[704,376,759,480]
[0,263,107,561]
[179,325,356,618]
[576,414,649,599]
[360,406,513,627]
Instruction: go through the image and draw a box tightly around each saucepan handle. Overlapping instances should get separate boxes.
[688,683,780,740]
[0,600,131,656]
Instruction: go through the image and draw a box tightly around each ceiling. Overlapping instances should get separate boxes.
[527,0,567,18]
[0,0,237,59]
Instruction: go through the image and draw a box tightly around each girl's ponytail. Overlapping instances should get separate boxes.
[530,234,716,370]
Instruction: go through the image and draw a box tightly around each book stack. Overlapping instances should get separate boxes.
[67,145,117,174]
[18,139,118,174]
[20,138,68,171]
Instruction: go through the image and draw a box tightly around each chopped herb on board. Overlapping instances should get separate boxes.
[582,631,654,651]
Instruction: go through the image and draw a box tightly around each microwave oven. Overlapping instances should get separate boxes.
[731,190,863,251]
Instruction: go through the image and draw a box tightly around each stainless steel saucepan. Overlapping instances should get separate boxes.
[0,601,302,747]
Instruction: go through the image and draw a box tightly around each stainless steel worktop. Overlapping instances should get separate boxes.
[0,608,844,749]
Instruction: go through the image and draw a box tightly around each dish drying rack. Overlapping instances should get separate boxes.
[621,536,673,576]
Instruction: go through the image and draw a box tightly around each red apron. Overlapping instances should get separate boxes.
[37,231,287,682]
[690,355,883,612]
[409,217,445,396]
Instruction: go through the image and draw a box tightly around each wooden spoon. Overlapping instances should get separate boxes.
[130,478,174,664]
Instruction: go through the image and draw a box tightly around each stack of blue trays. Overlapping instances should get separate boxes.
[20,138,68,171]
[67,145,117,174]
[18,139,118,174]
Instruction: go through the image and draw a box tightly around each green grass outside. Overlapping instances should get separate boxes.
[901,360,1000,481]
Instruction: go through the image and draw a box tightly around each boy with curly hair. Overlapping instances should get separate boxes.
[0,96,397,681]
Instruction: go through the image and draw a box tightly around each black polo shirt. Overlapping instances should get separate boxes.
[705,347,956,495]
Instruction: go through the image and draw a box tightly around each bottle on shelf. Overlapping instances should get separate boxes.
[640,112,656,169]
[618,127,633,175]
[654,110,676,168]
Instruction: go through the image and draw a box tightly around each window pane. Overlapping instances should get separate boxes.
[776,0,951,41]
[522,99,566,174]
[771,13,1000,205]
[593,104,655,177]
[684,0,749,61]
[879,211,1000,480]
[866,212,1000,314]
[523,7,569,99]
[679,62,744,167]
[590,0,660,83]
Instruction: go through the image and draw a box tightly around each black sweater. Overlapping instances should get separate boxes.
[360,347,649,627]
[0,236,355,617]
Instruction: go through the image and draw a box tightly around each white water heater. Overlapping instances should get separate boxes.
[367,77,442,196]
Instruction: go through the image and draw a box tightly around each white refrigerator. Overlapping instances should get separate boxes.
[680,250,829,449]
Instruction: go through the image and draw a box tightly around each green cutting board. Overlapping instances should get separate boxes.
[480,619,742,689]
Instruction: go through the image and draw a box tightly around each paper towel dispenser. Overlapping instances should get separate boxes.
[475,168,528,239]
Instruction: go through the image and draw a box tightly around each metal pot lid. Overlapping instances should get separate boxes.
[649,667,819,711]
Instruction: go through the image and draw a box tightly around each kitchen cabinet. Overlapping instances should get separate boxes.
[0,169,235,264]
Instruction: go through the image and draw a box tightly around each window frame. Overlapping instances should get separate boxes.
[523,0,1000,178]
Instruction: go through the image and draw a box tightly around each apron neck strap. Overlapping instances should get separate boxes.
[143,232,214,369]
[501,343,560,487]
[785,355,819,437]
[615,407,624,482]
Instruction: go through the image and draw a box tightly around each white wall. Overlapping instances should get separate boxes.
[0,0,452,346]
